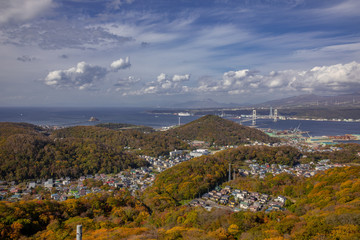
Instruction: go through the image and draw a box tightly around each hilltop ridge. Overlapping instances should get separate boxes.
[165,115,277,146]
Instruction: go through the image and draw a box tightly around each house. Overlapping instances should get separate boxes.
[239,201,250,210]
[10,187,19,193]
[221,188,230,195]
[261,194,269,200]
[60,195,68,201]
[190,140,206,147]
[251,192,260,199]
[189,200,200,207]
[272,205,282,210]
[232,189,241,195]
[44,179,54,188]
[250,201,262,212]
[219,195,229,205]
[265,207,273,213]
[190,149,209,158]
[62,179,70,185]
[249,195,257,202]
[228,200,237,208]
[236,191,248,200]
[276,195,287,204]
[169,150,183,158]
[51,193,60,201]
[202,193,210,199]
[204,206,213,211]
[28,182,36,189]
[249,205,258,212]
[233,207,241,212]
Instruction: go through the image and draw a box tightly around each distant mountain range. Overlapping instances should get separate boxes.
[172,92,360,109]
[257,92,360,108]
[171,98,241,108]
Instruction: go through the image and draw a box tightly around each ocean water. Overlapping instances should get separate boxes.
[0,107,200,129]
[239,119,360,137]
[0,107,359,137]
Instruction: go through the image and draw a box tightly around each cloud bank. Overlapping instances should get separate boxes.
[114,76,140,92]
[195,61,360,95]
[44,60,360,96]
[44,62,108,90]
[126,73,190,95]
[0,0,53,24]
[44,57,132,90]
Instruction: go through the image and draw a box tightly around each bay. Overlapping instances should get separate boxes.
[0,107,200,129]
[0,107,359,138]
[240,118,360,137]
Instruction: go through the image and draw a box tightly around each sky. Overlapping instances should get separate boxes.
[0,0,360,107]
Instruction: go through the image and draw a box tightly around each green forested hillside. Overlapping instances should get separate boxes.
[304,143,360,163]
[0,116,280,181]
[165,115,278,146]
[0,122,45,142]
[0,124,150,181]
[96,122,154,132]
[51,125,189,156]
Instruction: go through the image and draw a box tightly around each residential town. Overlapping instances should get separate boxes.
[189,186,287,213]
[0,124,349,205]
[0,152,193,202]
[0,141,346,211]
[241,158,345,179]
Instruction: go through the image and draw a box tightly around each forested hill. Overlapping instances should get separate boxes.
[0,123,150,181]
[0,117,277,182]
[0,122,45,140]
[51,125,189,156]
[165,115,278,146]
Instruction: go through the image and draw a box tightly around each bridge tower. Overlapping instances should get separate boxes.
[269,107,273,118]
[252,109,256,125]
[274,109,278,122]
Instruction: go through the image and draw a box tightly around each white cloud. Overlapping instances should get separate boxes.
[172,74,191,82]
[1,20,133,50]
[44,61,108,90]
[114,76,140,91]
[0,0,53,24]
[195,61,360,95]
[319,0,360,17]
[126,73,190,95]
[110,57,131,71]
[107,0,135,10]
[44,57,136,90]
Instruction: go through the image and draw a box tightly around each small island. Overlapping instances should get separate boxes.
[88,116,99,122]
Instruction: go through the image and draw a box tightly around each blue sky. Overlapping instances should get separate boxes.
[0,0,360,107]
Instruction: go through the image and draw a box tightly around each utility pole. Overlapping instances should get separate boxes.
[76,225,82,240]
[228,163,231,182]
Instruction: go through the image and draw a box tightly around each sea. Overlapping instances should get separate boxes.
[0,107,359,138]
[0,107,199,129]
